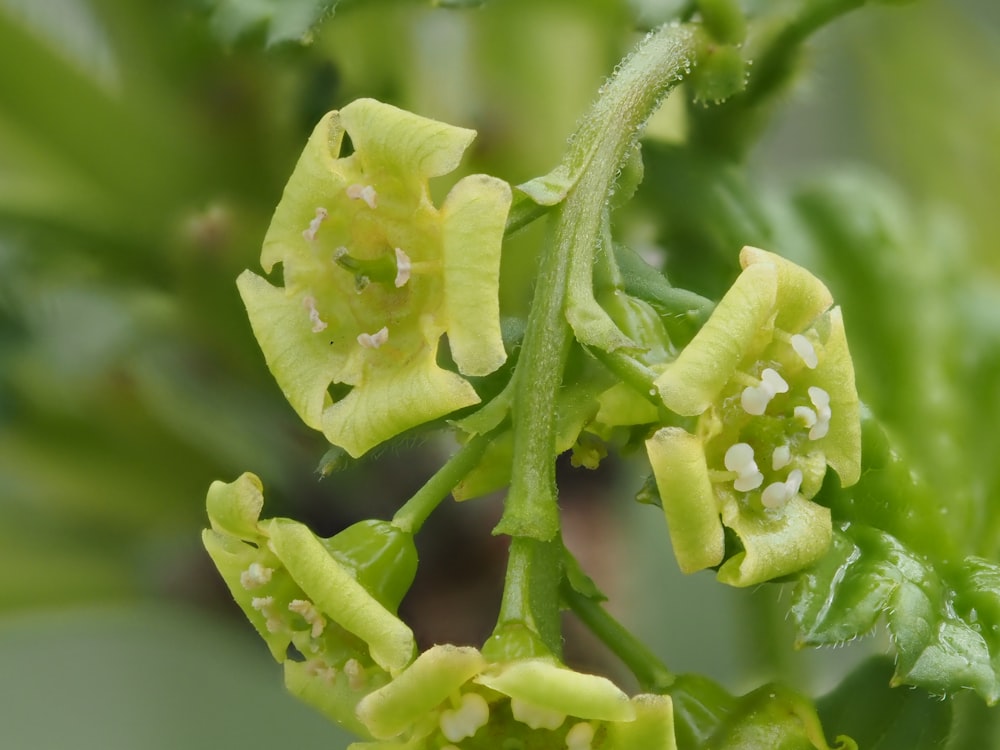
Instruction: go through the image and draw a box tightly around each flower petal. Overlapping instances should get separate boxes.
[475,659,635,722]
[605,695,678,750]
[809,307,861,486]
[237,270,344,430]
[320,347,481,458]
[646,427,726,574]
[356,645,486,740]
[716,495,832,587]
[205,471,265,540]
[655,262,777,416]
[265,518,417,673]
[740,246,833,332]
[441,173,511,376]
[341,98,477,182]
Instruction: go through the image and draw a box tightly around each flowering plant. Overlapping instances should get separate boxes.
[194,1,1000,748]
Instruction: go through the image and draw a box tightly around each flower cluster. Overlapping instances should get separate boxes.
[202,473,418,735]
[203,474,678,748]
[646,247,861,586]
[238,99,512,457]
[350,645,677,750]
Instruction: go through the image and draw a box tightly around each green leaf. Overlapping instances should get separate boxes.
[816,657,951,750]
[668,675,853,750]
[208,0,337,46]
[791,523,1000,703]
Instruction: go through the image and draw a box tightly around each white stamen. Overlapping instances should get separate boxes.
[808,386,832,440]
[251,597,283,632]
[394,248,411,287]
[305,660,338,682]
[740,367,789,415]
[288,599,326,638]
[439,693,490,742]
[346,183,378,209]
[761,469,804,509]
[772,445,792,471]
[250,596,273,612]
[303,295,327,333]
[240,562,273,589]
[510,697,566,731]
[302,207,328,241]
[566,721,596,750]
[791,334,818,369]
[724,442,764,492]
[357,326,389,349]
[794,405,817,429]
[344,658,366,690]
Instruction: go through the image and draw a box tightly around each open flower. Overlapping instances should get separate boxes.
[201,473,418,735]
[646,247,861,587]
[238,98,512,457]
[352,645,677,749]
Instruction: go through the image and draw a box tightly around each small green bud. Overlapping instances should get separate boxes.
[690,42,747,105]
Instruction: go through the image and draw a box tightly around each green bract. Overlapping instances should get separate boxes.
[646,247,861,586]
[238,98,512,457]
[352,645,677,749]
[201,473,418,736]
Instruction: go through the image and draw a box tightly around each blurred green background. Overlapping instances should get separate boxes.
[1,0,998,747]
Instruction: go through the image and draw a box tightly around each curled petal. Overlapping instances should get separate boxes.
[206,471,265,540]
[717,495,832,587]
[655,262,777,416]
[646,427,725,573]
[809,307,862,486]
[356,645,486,740]
[265,518,417,673]
[475,659,635,723]
[340,98,476,182]
[441,174,511,376]
[605,694,678,750]
[740,246,833,333]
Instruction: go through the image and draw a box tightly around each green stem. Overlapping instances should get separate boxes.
[561,579,676,693]
[494,21,699,542]
[390,434,491,534]
[484,536,566,661]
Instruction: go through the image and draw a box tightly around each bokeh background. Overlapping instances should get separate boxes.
[1,0,998,747]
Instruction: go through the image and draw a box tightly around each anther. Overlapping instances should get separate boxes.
[302,207,328,242]
[439,693,490,742]
[741,367,789,415]
[808,386,831,440]
[344,658,366,691]
[791,334,818,369]
[346,183,378,209]
[724,443,763,492]
[510,697,566,731]
[566,722,596,750]
[357,326,389,349]
[761,469,803,509]
[772,444,791,471]
[794,405,817,429]
[288,599,326,638]
[240,562,273,589]
[394,248,411,288]
[303,295,327,333]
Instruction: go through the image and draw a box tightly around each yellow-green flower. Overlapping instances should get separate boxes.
[646,247,861,587]
[201,473,418,735]
[238,98,512,457]
[352,645,677,750]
